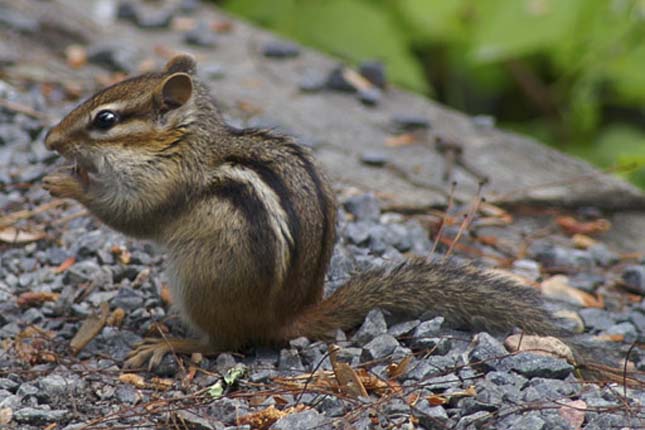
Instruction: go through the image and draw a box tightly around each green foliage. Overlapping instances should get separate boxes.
[469,0,584,63]
[222,0,645,188]
[569,125,645,187]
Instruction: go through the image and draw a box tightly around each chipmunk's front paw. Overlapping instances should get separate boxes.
[43,172,84,200]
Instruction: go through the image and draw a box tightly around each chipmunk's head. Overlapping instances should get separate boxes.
[43,54,213,237]
[45,54,198,193]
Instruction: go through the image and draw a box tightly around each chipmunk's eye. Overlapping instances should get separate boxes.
[93,110,119,130]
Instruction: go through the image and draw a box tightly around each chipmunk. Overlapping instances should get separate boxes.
[43,55,581,370]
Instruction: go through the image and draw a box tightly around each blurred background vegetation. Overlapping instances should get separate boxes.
[221,0,645,188]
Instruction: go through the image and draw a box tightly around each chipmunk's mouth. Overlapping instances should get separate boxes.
[56,155,97,189]
[71,161,90,188]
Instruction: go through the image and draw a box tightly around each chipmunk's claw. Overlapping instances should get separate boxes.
[43,171,85,199]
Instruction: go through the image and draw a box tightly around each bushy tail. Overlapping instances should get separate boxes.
[282,257,568,340]
[282,256,644,386]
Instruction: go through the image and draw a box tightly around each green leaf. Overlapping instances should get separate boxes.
[568,76,601,137]
[574,124,645,168]
[605,43,645,104]
[223,364,247,385]
[396,0,471,44]
[470,0,585,62]
[566,124,645,188]
[208,381,224,399]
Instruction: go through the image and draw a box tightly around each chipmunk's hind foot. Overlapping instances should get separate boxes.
[124,337,208,370]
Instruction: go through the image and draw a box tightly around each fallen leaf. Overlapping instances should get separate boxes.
[53,256,76,273]
[182,366,198,388]
[224,364,247,385]
[248,394,269,407]
[17,291,59,307]
[476,235,498,246]
[211,19,233,33]
[472,216,513,227]
[427,395,447,405]
[455,385,477,398]
[119,373,147,389]
[208,381,223,399]
[356,367,398,395]
[593,333,625,342]
[150,377,173,391]
[406,392,421,406]
[541,275,603,308]
[137,57,157,73]
[237,405,284,429]
[385,133,417,147]
[559,399,586,429]
[0,227,46,244]
[111,245,131,265]
[62,81,84,99]
[107,308,126,327]
[334,362,368,398]
[95,72,127,87]
[329,345,368,398]
[478,202,512,220]
[505,334,575,363]
[236,100,263,115]
[342,68,373,91]
[0,407,12,425]
[144,400,168,413]
[70,302,110,354]
[171,16,196,31]
[431,386,476,402]
[160,284,173,305]
[154,44,179,59]
[387,355,412,379]
[14,326,56,365]
[571,234,596,249]
[131,268,151,288]
[65,44,87,68]
[556,216,611,236]
[237,405,306,430]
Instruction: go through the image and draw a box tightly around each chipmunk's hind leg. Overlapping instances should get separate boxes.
[124,337,210,370]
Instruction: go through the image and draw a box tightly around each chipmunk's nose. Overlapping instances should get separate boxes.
[44,127,64,151]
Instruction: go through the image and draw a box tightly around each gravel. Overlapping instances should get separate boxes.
[184,23,218,47]
[352,308,387,343]
[86,43,141,73]
[390,113,431,131]
[623,265,645,295]
[262,41,301,59]
[359,150,388,166]
[361,334,399,361]
[272,409,331,430]
[325,65,356,92]
[358,60,387,89]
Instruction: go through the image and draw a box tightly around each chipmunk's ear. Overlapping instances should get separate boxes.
[163,54,197,75]
[158,73,193,111]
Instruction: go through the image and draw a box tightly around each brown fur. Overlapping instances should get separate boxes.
[44,55,580,367]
